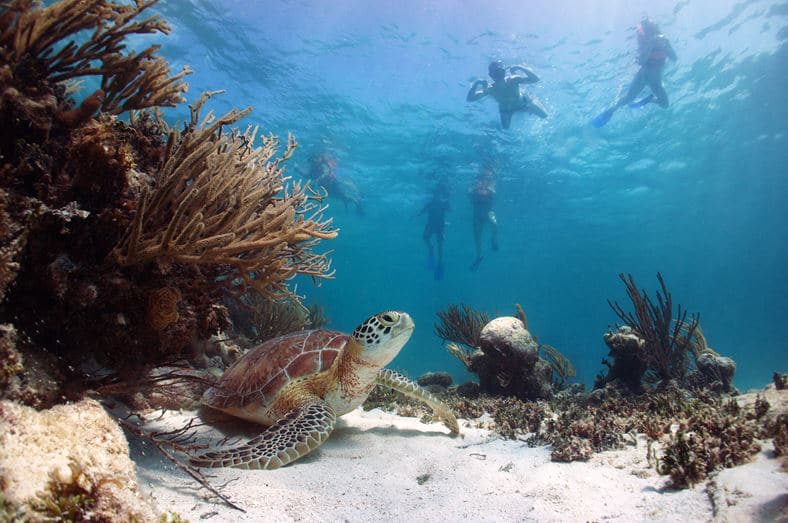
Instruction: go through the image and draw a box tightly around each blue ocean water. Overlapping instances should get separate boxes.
[150,0,786,391]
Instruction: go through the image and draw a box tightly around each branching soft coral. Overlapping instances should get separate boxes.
[435,303,488,350]
[607,273,699,385]
[113,91,338,301]
[540,344,576,387]
[0,0,190,113]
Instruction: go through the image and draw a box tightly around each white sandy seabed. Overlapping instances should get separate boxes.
[132,406,787,523]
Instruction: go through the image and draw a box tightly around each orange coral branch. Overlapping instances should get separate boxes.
[112,92,338,301]
[1,0,190,113]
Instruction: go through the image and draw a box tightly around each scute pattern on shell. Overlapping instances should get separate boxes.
[205,330,347,409]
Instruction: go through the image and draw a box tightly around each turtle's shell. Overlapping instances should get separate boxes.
[204,330,348,412]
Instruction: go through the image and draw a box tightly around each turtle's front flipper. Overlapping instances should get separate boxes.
[190,401,336,470]
[375,369,460,435]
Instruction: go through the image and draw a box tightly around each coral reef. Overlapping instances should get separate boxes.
[658,404,761,488]
[0,0,190,114]
[0,324,22,388]
[0,398,157,520]
[606,273,699,386]
[439,304,572,401]
[365,381,785,487]
[0,0,338,403]
[0,322,63,408]
[473,316,547,398]
[225,290,319,347]
[435,303,488,351]
[596,326,648,392]
[111,91,337,300]
[417,371,453,389]
[598,273,736,394]
[688,351,737,393]
[1,0,339,510]
[540,344,576,388]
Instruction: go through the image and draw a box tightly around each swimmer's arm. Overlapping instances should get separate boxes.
[466,79,490,101]
[508,65,539,83]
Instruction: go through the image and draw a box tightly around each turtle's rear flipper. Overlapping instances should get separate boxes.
[375,368,460,435]
[190,401,336,470]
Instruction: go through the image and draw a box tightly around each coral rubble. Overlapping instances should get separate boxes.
[364,382,785,489]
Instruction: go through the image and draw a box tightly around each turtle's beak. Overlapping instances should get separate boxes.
[395,312,415,337]
[360,311,414,367]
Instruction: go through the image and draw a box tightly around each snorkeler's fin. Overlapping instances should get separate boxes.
[591,107,615,128]
[434,265,444,281]
[629,94,654,108]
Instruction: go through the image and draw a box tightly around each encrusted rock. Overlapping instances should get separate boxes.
[0,323,22,388]
[417,371,453,388]
[603,325,645,354]
[0,398,157,521]
[596,326,648,392]
[696,353,736,387]
[0,328,63,408]
[455,381,480,398]
[479,316,538,368]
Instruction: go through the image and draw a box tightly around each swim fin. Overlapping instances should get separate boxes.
[469,256,483,272]
[434,265,444,281]
[591,107,615,128]
[629,94,654,108]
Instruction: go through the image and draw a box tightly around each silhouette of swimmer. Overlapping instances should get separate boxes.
[468,166,499,271]
[306,152,363,215]
[592,18,677,128]
[467,60,548,129]
[419,177,450,280]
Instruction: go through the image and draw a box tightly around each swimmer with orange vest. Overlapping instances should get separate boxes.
[592,18,677,128]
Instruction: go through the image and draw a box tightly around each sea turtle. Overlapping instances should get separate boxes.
[190,310,459,469]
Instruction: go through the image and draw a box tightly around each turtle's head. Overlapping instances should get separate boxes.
[351,311,414,367]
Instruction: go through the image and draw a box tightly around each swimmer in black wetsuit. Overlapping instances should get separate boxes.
[466,60,548,129]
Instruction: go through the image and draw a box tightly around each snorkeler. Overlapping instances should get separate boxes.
[466,60,548,129]
[468,167,499,271]
[592,18,677,128]
[419,177,450,280]
[306,152,363,215]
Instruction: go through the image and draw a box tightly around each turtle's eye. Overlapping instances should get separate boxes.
[379,312,399,326]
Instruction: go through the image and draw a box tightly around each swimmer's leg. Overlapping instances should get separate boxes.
[424,227,436,270]
[617,68,648,108]
[629,94,655,108]
[499,109,513,129]
[593,69,646,127]
[470,218,484,270]
[489,211,499,251]
[434,232,445,280]
[526,98,548,119]
[645,67,669,108]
